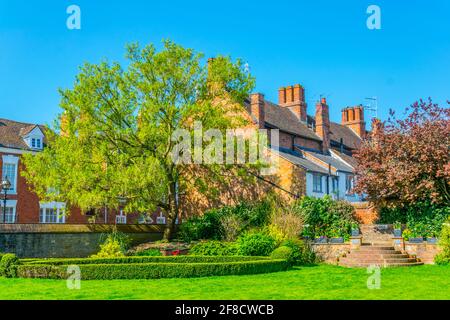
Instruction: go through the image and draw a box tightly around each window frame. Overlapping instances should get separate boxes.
[312,173,323,193]
[1,155,19,194]
[39,202,66,224]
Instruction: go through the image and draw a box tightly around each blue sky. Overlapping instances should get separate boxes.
[0,0,449,128]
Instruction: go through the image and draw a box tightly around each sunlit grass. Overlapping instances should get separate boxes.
[1,264,449,300]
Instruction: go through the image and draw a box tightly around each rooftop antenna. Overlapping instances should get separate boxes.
[364,97,378,119]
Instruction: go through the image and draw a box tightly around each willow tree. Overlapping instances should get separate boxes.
[22,40,256,239]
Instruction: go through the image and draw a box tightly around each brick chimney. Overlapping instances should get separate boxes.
[341,105,366,138]
[278,84,307,122]
[250,93,265,129]
[315,98,330,154]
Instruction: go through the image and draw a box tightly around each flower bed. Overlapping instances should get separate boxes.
[17,256,290,280]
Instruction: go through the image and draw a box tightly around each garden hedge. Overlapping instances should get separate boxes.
[18,259,290,280]
[23,255,270,266]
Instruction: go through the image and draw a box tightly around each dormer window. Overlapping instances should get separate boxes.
[30,137,42,149]
[22,125,45,150]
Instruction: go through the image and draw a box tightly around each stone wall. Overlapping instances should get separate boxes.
[312,240,440,265]
[311,243,351,264]
[404,242,441,264]
[0,224,164,258]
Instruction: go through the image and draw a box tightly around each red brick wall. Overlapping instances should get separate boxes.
[0,151,153,225]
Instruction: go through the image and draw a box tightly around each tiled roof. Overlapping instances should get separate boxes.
[330,150,359,168]
[329,122,362,150]
[263,101,322,141]
[302,150,354,173]
[0,118,46,151]
[273,147,331,175]
[307,115,362,151]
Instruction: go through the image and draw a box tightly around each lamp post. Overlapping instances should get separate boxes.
[1,178,11,224]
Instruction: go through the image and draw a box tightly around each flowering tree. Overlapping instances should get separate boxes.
[354,99,450,207]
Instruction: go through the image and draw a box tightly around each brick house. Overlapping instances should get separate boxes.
[1,82,371,225]
[245,84,368,203]
[0,118,165,225]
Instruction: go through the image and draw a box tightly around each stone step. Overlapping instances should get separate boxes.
[340,257,418,264]
[346,253,410,259]
[353,249,402,254]
[340,262,424,268]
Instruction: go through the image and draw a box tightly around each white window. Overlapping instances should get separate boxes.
[39,202,65,224]
[1,155,19,194]
[156,213,166,225]
[116,210,127,224]
[0,200,17,223]
[31,138,42,149]
[1,207,15,223]
[313,173,323,193]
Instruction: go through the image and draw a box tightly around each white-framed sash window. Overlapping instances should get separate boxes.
[0,200,17,223]
[116,210,127,224]
[39,202,66,224]
[1,155,19,194]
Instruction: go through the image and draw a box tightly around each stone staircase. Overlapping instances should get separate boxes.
[338,225,424,268]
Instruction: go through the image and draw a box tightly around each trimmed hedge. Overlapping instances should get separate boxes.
[18,259,290,280]
[23,255,270,266]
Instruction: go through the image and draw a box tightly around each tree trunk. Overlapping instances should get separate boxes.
[163,214,178,240]
[162,180,179,241]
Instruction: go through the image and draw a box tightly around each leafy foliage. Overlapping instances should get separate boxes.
[91,232,130,258]
[355,99,450,207]
[18,258,289,280]
[21,39,255,239]
[270,246,294,264]
[0,254,20,278]
[292,196,356,240]
[237,232,276,256]
[134,249,163,257]
[189,241,240,256]
[178,199,273,242]
[380,202,449,238]
[281,238,316,265]
[435,218,450,265]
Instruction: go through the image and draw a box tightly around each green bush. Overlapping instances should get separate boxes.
[379,202,449,238]
[237,233,276,256]
[189,241,240,256]
[23,255,270,266]
[435,218,450,265]
[178,199,273,242]
[293,196,356,240]
[91,231,130,258]
[134,248,163,256]
[270,246,293,264]
[18,260,290,280]
[0,253,20,278]
[281,239,316,265]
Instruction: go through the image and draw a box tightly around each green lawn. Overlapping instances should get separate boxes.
[1,264,449,300]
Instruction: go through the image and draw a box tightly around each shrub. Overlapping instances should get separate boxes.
[281,239,316,265]
[178,198,274,242]
[435,218,450,265]
[91,236,126,258]
[18,259,289,280]
[134,248,163,257]
[293,196,356,240]
[189,241,240,256]
[237,232,276,256]
[378,202,449,238]
[178,210,224,242]
[269,210,304,242]
[270,246,294,264]
[0,253,20,278]
[24,256,270,266]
